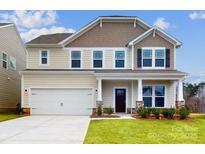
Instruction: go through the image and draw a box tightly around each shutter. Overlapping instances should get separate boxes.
[137,49,142,68]
[165,48,170,68]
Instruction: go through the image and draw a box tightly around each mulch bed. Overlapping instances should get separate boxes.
[90,114,120,118]
[132,114,192,121]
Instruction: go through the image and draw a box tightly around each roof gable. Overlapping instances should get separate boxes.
[128,26,182,48]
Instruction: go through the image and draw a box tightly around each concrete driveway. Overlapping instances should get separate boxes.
[0,116,90,144]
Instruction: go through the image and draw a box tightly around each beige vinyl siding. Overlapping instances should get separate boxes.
[134,33,175,70]
[23,74,97,107]
[0,25,26,110]
[27,48,132,69]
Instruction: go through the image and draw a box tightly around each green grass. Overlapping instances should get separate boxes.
[84,114,205,144]
[0,114,24,122]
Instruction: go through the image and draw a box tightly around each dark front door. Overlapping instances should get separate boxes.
[115,89,126,112]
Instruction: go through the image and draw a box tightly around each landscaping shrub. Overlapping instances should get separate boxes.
[137,107,149,118]
[152,108,161,119]
[179,107,190,119]
[104,107,114,115]
[96,103,103,116]
[16,102,22,114]
[162,108,176,119]
[147,107,152,115]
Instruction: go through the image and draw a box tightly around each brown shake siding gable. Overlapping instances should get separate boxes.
[66,22,146,47]
[134,33,175,70]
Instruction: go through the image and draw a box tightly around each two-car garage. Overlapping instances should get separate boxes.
[30,88,94,115]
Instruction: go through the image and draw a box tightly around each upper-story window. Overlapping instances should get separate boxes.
[40,50,49,65]
[2,52,8,69]
[115,50,125,68]
[142,48,165,68]
[71,51,81,68]
[9,56,16,70]
[93,51,103,68]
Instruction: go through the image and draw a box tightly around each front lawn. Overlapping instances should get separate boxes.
[0,114,24,122]
[84,114,205,144]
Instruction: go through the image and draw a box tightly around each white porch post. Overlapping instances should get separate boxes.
[137,79,143,101]
[177,79,184,101]
[97,79,102,101]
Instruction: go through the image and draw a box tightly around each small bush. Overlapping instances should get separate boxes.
[147,108,152,115]
[179,107,190,119]
[162,108,176,119]
[16,103,22,114]
[105,107,114,115]
[137,107,149,118]
[152,108,161,119]
[96,103,103,116]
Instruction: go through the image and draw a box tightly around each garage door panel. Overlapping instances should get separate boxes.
[30,88,93,115]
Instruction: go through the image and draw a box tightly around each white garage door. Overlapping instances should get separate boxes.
[30,88,93,115]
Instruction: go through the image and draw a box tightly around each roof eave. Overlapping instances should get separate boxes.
[26,44,63,48]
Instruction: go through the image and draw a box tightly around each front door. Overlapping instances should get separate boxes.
[115,89,126,112]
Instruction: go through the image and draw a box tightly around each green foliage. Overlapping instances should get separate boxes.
[104,107,114,115]
[179,107,190,119]
[162,108,176,119]
[184,83,200,97]
[16,103,22,114]
[152,108,161,119]
[147,107,152,115]
[137,107,149,118]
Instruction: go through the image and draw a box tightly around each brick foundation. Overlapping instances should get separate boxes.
[136,101,144,109]
[22,108,30,115]
[176,101,185,109]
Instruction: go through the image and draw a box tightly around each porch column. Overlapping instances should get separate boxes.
[136,79,143,109]
[176,79,185,108]
[97,79,102,101]
[177,79,184,101]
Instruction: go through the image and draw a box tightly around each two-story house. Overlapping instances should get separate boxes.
[0,23,26,112]
[20,16,187,115]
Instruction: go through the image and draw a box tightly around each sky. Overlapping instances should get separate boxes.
[0,10,204,83]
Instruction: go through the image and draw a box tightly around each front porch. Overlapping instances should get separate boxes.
[95,77,185,114]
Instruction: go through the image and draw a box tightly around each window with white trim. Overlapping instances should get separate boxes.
[9,56,16,70]
[71,51,81,68]
[2,52,8,69]
[93,51,103,68]
[115,50,125,68]
[143,85,165,107]
[142,48,165,68]
[40,50,48,65]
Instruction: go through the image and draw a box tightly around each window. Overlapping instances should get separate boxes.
[115,51,125,68]
[2,52,8,69]
[9,56,16,70]
[142,49,152,67]
[71,51,81,68]
[143,85,165,107]
[40,50,48,65]
[93,51,103,68]
[155,49,165,67]
[142,48,165,68]
[143,86,152,107]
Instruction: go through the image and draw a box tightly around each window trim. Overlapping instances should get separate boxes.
[143,84,166,108]
[2,51,8,69]
[39,49,49,66]
[9,56,16,70]
[91,50,104,69]
[142,47,166,69]
[70,50,82,69]
[114,50,127,69]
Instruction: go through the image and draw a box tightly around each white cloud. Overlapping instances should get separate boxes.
[153,17,171,30]
[189,11,205,20]
[20,26,76,42]
[0,10,57,28]
[0,11,76,42]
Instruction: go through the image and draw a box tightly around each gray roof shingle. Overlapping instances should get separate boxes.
[26,33,73,44]
[0,23,12,27]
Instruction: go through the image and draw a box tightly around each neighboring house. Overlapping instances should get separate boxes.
[20,16,187,115]
[0,23,26,112]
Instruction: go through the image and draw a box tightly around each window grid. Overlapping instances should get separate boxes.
[40,50,48,65]
[71,51,81,68]
[115,50,125,68]
[2,52,8,69]
[93,51,103,68]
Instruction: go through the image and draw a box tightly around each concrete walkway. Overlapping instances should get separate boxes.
[0,116,90,144]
